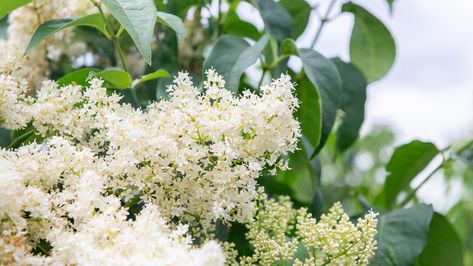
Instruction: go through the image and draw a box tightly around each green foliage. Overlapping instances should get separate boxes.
[92,69,132,89]
[25,14,110,54]
[0,16,8,39]
[222,1,260,40]
[0,0,32,19]
[131,69,169,88]
[57,68,102,86]
[343,2,396,83]
[373,205,434,266]
[102,0,157,64]
[156,11,187,44]
[382,141,439,209]
[295,75,322,150]
[416,213,464,266]
[298,49,342,157]
[255,0,293,42]
[279,0,311,39]
[275,145,319,204]
[204,35,268,92]
[332,58,367,154]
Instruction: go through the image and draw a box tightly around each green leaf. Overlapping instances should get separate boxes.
[298,48,342,157]
[0,16,8,39]
[415,213,464,266]
[25,14,109,55]
[279,0,311,38]
[275,145,318,204]
[255,0,293,42]
[342,2,396,83]
[0,127,12,148]
[332,58,367,154]
[131,69,169,88]
[102,0,157,64]
[372,204,434,266]
[383,140,439,209]
[222,1,260,40]
[296,75,322,151]
[92,69,132,89]
[156,11,186,45]
[280,38,298,56]
[203,35,269,92]
[57,68,102,87]
[0,0,32,19]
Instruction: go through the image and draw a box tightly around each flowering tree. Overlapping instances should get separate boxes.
[0,0,470,265]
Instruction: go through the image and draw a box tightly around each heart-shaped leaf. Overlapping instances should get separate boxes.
[343,2,396,83]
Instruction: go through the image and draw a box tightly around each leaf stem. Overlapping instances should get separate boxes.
[112,37,128,72]
[268,55,289,69]
[310,0,338,48]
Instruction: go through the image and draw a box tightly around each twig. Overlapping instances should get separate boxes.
[310,0,338,48]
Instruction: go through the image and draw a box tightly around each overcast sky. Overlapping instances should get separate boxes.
[299,0,473,147]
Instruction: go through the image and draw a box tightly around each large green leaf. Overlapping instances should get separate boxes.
[57,68,102,87]
[203,35,269,92]
[255,0,292,42]
[372,205,434,266]
[342,2,396,83]
[25,14,109,54]
[298,48,342,157]
[0,0,32,19]
[102,0,157,64]
[279,0,311,38]
[156,11,186,44]
[222,1,260,40]
[296,75,322,151]
[383,140,439,209]
[332,58,367,154]
[415,213,464,266]
[92,69,132,89]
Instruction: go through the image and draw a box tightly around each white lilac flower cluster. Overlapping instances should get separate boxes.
[0,69,301,228]
[229,189,378,266]
[0,68,303,264]
[0,0,95,88]
[0,137,225,265]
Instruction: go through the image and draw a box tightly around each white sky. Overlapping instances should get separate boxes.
[298,0,473,147]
